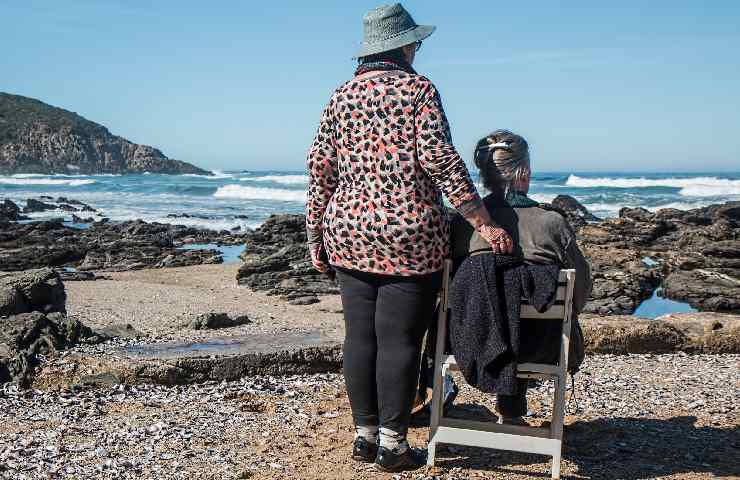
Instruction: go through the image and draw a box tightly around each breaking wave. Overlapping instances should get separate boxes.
[213,184,306,202]
[0,177,97,186]
[565,175,740,197]
[248,175,309,185]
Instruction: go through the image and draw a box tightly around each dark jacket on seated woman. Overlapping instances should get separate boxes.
[419,191,592,419]
[450,191,591,370]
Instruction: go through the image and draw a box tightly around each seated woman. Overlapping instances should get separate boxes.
[420,129,592,423]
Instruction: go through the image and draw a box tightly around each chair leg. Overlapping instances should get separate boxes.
[551,375,566,439]
[551,449,561,479]
[427,440,437,466]
[550,374,566,479]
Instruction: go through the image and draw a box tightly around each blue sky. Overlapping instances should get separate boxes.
[2,0,739,172]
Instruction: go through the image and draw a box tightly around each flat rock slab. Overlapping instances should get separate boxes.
[33,313,740,390]
[121,331,331,360]
[34,331,341,388]
[581,312,740,354]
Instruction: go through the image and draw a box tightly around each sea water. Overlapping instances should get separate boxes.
[2,171,739,232]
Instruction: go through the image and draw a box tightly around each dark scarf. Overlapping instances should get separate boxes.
[487,190,540,208]
[505,191,539,208]
[355,58,416,76]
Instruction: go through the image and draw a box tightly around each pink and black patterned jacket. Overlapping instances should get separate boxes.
[306,71,482,276]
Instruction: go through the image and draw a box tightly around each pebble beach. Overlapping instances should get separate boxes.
[1,353,737,479]
[1,263,738,479]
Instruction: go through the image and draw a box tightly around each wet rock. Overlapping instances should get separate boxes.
[662,269,740,313]
[34,333,343,387]
[0,204,249,272]
[0,268,66,315]
[0,311,104,386]
[578,217,674,247]
[619,207,654,222]
[550,195,600,227]
[23,198,56,213]
[188,312,251,330]
[56,269,96,281]
[580,246,660,315]
[71,214,94,223]
[0,199,28,221]
[96,323,143,339]
[236,215,338,300]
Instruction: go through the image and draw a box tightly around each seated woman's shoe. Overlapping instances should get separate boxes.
[352,437,378,463]
[375,446,426,472]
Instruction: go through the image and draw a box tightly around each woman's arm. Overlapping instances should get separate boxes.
[414,81,513,253]
[306,100,339,272]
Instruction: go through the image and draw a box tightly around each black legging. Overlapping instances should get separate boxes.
[336,267,442,433]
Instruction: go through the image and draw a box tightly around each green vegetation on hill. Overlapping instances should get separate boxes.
[0,92,107,142]
[0,92,209,175]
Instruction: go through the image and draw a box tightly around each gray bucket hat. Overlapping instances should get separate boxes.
[356,3,436,58]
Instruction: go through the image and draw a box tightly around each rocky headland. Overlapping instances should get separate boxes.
[0,92,209,175]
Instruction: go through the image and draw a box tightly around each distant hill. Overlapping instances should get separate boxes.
[0,92,209,175]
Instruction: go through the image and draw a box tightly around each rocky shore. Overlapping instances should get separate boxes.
[235,199,739,315]
[2,355,737,479]
[1,198,248,273]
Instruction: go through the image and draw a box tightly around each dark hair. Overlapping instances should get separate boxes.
[473,129,530,195]
[358,47,410,67]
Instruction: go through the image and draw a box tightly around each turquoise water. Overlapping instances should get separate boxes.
[633,288,697,319]
[179,243,245,264]
[2,171,739,231]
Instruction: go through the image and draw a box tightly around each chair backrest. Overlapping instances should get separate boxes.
[438,261,576,372]
[521,269,576,322]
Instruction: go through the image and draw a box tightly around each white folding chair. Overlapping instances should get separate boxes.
[427,259,576,479]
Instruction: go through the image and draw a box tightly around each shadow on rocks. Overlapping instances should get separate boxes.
[430,413,739,479]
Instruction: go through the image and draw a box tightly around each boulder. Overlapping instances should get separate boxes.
[236,214,339,300]
[187,312,251,330]
[0,311,104,387]
[581,245,661,315]
[550,195,600,227]
[619,207,654,222]
[0,268,66,315]
[71,214,94,223]
[0,199,28,221]
[662,269,740,313]
[23,198,57,213]
[96,323,143,339]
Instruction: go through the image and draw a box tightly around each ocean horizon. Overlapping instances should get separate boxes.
[2,170,739,232]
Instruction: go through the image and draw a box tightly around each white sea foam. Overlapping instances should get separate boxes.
[248,175,309,185]
[566,175,740,197]
[0,177,96,186]
[529,193,557,203]
[144,216,260,231]
[213,184,306,202]
[182,172,234,179]
[9,173,120,178]
[581,202,628,216]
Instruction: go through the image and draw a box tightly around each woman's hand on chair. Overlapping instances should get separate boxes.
[309,242,329,273]
[478,225,514,254]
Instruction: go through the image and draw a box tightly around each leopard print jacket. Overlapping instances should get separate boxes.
[306,71,482,276]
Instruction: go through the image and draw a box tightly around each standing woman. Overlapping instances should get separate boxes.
[306,3,512,472]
